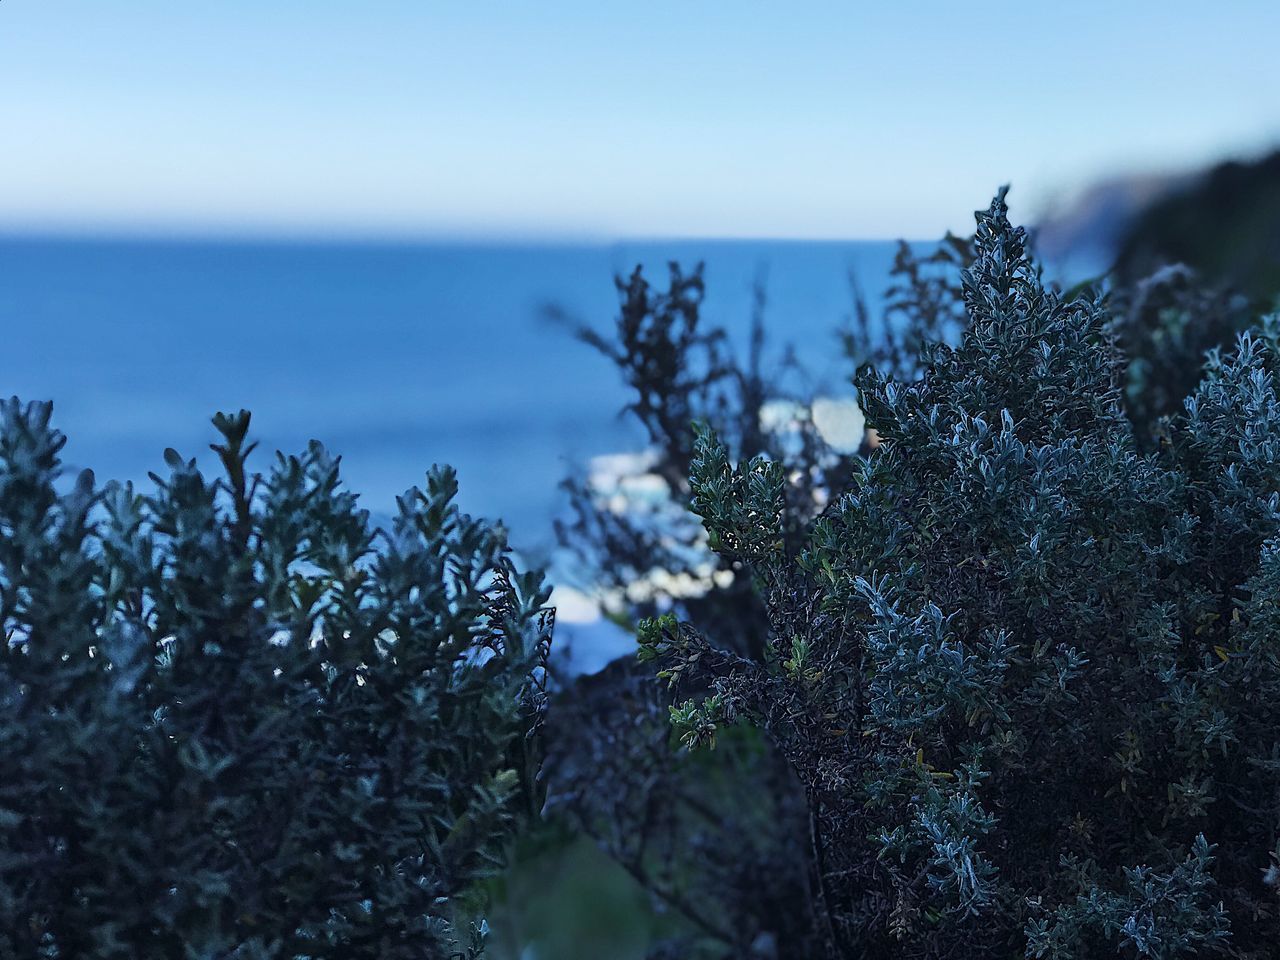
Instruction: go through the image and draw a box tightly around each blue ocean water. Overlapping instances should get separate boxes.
[1,236,903,563]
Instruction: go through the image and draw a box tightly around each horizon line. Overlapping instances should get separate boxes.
[0,223,932,248]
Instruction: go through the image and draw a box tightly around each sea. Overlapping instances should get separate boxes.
[0,236,907,669]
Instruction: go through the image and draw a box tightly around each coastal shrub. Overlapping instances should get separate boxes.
[640,191,1280,958]
[553,237,968,662]
[546,226,987,957]
[549,259,884,958]
[0,405,552,959]
[552,192,1262,958]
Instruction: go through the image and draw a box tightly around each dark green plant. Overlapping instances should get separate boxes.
[641,191,1280,959]
[547,237,983,959]
[0,403,552,960]
[554,264,797,659]
[549,266,826,958]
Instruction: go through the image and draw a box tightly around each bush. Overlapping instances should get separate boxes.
[640,191,1280,958]
[549,259,879,958]
[0,405,552,959]
[549,211,976,959]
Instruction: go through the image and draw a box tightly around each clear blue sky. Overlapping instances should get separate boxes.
[2,1,1277,239]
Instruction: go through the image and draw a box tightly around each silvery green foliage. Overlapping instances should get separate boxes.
[641,191,1280,959]
[0,405,552,960]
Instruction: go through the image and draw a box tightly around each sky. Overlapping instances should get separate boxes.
[2,1,1278,240]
